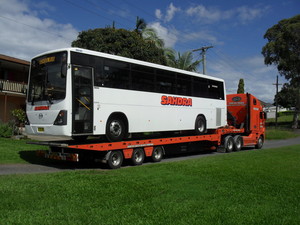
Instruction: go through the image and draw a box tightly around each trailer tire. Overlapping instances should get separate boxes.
[233,135,243,151]
[224,136,234,153]
[131,148,145,166]
[107,151,123,169]
[255,135,264,149]
[195,115,207,135]
[151,146,164,162]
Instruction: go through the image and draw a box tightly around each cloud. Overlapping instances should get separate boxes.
[0,0,78,60]
[185,4,268,24]
[155,9,163,20]
[148,22,178,48]
[181,31,223,45]
[165,3,180,22]
[155,3,180,23]
[209,54,281,103]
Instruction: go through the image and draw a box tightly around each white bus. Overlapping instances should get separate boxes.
[25,48,226,141]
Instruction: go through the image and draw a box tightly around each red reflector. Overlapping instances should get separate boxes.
[35,106,49,111]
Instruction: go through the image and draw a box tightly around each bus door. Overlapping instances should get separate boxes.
[72,65,94,135]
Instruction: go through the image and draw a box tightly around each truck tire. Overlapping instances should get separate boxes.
[151,146,164,162]
[106,117,126,142]
[131,148,145,166]
[233,135,243,151]
[255,135,264,149]
[224,136,234,153]
[195,116,207,135]
[107,151,123,169]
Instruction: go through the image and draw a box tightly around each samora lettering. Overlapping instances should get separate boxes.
[161,96,192,106]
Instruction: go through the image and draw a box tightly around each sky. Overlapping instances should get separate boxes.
[0,0,299,103]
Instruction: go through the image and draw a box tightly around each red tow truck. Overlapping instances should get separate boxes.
[35,93,266,169]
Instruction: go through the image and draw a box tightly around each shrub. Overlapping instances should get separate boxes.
[11,109,26,126]
[0,122,13,138]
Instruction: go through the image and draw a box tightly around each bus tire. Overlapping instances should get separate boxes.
[151,146,164,162]
[195,115,207,135]
[233,135,243,151]
[107,151,123,169]
[131,148,145,166]
[106,116,126,142]
[255,135,264,149]
[224,135,234,153]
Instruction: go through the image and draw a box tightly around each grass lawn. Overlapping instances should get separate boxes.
[0,137,48,164]
[266,128,299,140]
[1,144,300,225]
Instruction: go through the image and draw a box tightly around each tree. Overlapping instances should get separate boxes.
[237,79,245,94]
[262,14,300,128]
[165,49,202,72]
[276,83,297,109]
[71,28,167,65]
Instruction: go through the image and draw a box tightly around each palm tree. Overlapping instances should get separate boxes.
[165,50,202,72]
[135,16,147,34]
[135,17,165,49]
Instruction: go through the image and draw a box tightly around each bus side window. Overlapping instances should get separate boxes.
[193,77,208,98]
[177,73,192,96]
[131,64,155,92]
[156,70,176,95]
[103,59,130,89]
[208,80,224,100]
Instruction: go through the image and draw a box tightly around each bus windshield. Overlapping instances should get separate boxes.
[28,51,67,104]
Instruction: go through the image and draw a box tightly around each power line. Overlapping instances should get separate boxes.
[0,15,72,42]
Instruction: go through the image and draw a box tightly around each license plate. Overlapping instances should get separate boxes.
[37,127,44,132]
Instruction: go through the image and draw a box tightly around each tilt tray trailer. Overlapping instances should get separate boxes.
[33,93,266,169]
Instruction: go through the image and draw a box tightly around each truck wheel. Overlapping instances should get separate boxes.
[151,146,164,162]
[195,116,207,135]
[255,135,264,149]
[131,148,145,166]
[233,135,243,151]
[106,117,126,142]
[107,151,123,169]
[224,136,234,153]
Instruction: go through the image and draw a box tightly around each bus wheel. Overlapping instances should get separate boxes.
[255,135,264,149]
[107,151,123,169]
[224,136,234,153]
[195,116,207,135]
[233,135,243,151]
[151,146,164,162]
[131,148,145,166]
[106,117,126,142]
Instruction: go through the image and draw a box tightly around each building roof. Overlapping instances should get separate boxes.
[0,54,29,66]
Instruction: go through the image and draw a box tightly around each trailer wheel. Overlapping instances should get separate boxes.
[106,117,126,142]
[107,151,123,169]
[255,135,264,149]
[151,146,164,162]
[131,148,145,166]
[233,135,243,151]
[224,136,234,153]
[195,115,207,134]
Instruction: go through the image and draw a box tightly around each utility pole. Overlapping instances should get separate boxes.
[273,75,282,128]
[192,46,213,74]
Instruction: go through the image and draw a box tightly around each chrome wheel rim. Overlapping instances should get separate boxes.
[109,121,122,137]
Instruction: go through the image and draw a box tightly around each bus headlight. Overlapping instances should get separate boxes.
[54,110,67,125]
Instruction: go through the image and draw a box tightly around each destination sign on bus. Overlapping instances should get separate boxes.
[39,56,55,65]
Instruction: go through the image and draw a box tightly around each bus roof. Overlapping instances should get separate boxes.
[32,47,225,82]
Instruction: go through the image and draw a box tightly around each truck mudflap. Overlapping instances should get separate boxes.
[36,150,79,162]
